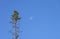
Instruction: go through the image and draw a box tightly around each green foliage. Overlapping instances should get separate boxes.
[11,10,21,21]
[10,10,21,39]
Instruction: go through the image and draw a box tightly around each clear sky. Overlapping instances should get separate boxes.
[0,0,60,39]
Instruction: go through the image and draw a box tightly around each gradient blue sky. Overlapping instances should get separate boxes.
[0,0,60,39]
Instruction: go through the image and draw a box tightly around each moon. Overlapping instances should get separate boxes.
[29,16,33,20]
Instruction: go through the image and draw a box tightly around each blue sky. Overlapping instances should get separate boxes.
[0,0,60,39]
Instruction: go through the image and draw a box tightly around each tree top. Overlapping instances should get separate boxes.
[11,10,21,21]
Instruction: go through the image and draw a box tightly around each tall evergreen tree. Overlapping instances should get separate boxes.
[10,10,21,39]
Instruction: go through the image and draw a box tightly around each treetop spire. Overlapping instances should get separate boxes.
[11,10,21,21]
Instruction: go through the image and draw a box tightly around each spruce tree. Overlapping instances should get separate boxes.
[10,10,21,39]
